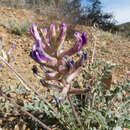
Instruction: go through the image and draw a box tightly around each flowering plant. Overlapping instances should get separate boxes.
[0,43,15,68]
[0,22,129,130]
[30,22,88,102]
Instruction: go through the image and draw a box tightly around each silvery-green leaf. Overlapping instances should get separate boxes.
[113,126,122,130]
[1,49,8,61]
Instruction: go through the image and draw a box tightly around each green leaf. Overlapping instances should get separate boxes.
[38,89,43,94]
[106,111,115,118]
[92,127,97,130]
[125,114,130,120]
[24,102,29,110]
[0,98,2,104]
[113,126,122,130]
[34,100,40,108]
[8,105,12,111]
[38,114,44,118]
[2,103,5,108]
[39,101,45,108]
[44,93,49,99]
[94,112,108,129]
[85,119,91,125]
[44,104,49,112]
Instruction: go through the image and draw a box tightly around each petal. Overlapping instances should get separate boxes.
[40,28,50,45]
[46,72,60,80]
[74,32,82,41]
[31,41,57,65]
[58,56,74,73]
[81,32,88,46]
[30,23,41,42]
[50,24,56,37]
[7,43,15,55]
[37,40,57,62]
[40,28,48,39]
[46,71,58,78]
[59,32,87,58]
[40,28,57,57]
[57,23,67,51]
[69,60,74,68]
[58,23,67,42]
[72,52,88,71]
[33,50,47,63]
[66,52,87,83]
[65,59,74,72]
[0,63,2,69]
[1,49,8,61]
[55,96,64,104]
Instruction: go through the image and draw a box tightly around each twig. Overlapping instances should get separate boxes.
[90,25,98,108]
[92,92,96,108]
[0,91,51,130]
[91,24,99,64]
[91,35,96,64]
[0,56,57,114]
[68,96,84,129]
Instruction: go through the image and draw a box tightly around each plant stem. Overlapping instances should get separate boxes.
[68,96,84,130]
[92,92,96,108]
[91,35,96,64]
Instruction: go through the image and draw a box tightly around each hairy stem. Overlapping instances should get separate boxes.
[92,92,96,108]
[68,96,84,129]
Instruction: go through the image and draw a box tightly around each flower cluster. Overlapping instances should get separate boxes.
[30,22,88,101]
[0,43,15,68]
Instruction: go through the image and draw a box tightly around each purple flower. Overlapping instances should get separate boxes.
[30,22,89,101]
[55,96,64,104]
[30,23,41,42]
[54,23,67,52]
[7,43,15,55]
[59,32,88,58]
[50,24,56,37]
[0,63,2,69]
[40,28,50,44]
[31,40,57,65]
[30,22,88,69]
[57,23,67,46]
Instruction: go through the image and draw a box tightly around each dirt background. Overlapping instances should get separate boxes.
[0,5,129,90]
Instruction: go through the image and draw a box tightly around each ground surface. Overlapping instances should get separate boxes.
[0,5,130,129]
[0,5,129,88]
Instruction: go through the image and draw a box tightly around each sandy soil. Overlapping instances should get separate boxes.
[0,5,130,90]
